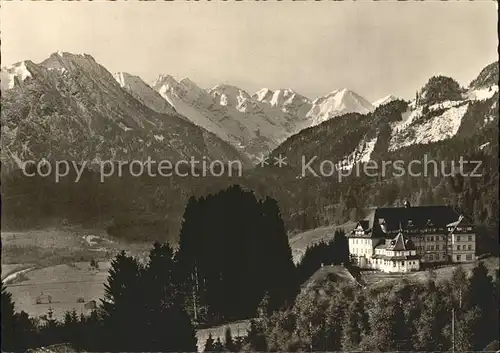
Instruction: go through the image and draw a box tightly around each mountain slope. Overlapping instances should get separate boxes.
[153,77,314,158]
[0,52,249,169]
[152,77,376,158]
[306,88,375,126]
[271,62,498,171]
[253,88,312,118]
[373,94,398,107]
[467,61,499,101]
[113,72,178,116]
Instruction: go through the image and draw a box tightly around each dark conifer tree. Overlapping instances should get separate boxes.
[213,337,224,352]
[100,250,144,351]
[204,333,215,352]
[245,320,268,352]
[224,327,235,352]
[341,293,369,351]
[176,185,296,323]
[1,281,17,352]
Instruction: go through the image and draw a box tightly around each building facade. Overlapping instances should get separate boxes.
[371,231,420,273]
[348,203,476,271]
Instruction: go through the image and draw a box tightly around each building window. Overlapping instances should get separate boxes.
[466,254,473,261]
[430,236,434,241]
[429,254,434,261]
[457,236,461,241]
[468,235,472,241]
[468,245,472,251]
[457,245,460,251]
[457,255,461,261]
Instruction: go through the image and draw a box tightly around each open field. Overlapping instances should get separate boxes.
[1,227,152,266]
[2,227,153,319]
[5,262,111,320]
[2,264,35,281]
[289,221,356,264]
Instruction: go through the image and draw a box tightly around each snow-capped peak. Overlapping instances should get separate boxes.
[114,72,129,87]
[373,94,398,107]
[0,61,33,91]
[179,77,202,91]
[307,88,374,125]
[253,88,274,102]
[208,84,253,110]
[154,74,178,86]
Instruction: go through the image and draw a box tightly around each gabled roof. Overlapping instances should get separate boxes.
[349,205,467,238]
[447,214,474,228]
[358,220,370,230]
[370,206,463,237]
[348,219,374,238]
[387,231,416,251]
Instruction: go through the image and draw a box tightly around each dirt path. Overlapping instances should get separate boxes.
[3,267,36,284]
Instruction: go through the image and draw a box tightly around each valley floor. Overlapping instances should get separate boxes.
[1,227,151,320]
[3,225,498,350]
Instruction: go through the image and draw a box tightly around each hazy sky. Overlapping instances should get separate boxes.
[1,1,497,101]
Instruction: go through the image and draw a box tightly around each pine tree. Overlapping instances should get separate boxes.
[100,250,144,351]
[467,262,497,349]
[414,289,448,351]
[213,337,224,352]
[360,297,409,351]
[341,294,369,351]
[245,320,268,352]
[176,186,297,323]
[455,306,482,352]
[224,327,235,352]
[1,281,17,351]
[204,333,215,352]
[450,265,468,310]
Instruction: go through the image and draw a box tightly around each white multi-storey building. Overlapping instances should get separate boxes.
[347,202,476,272]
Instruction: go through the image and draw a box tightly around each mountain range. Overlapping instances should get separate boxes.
[272,62,498,171]
[0,52,249,170]
[1,52,498,171]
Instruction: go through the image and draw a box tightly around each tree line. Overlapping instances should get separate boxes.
[242,263,499,352]
[2,185,351,352]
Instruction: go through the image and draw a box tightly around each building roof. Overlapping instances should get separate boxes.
[350,205,464,238]
[389,231,416,251]
[447,214,474,228]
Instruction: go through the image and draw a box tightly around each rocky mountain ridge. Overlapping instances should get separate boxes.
[0,52,250,170]
[271,61,498,171]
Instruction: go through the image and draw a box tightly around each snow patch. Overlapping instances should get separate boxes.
[220,94,228,106]
[118,122,133,131]
[389,103,469,151]
[154,134,165,142]
[307,88,374,125]
[1,62,32,90]
[479,142,490,150]
[254,88,274,102]
[359,136,377,163]
[467,85,498,101]
[373,95,397,107]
